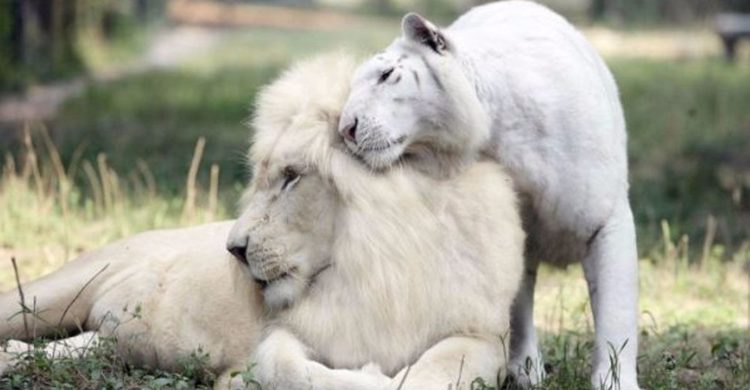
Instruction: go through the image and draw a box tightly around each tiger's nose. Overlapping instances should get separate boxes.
[339,117,358,144]
[226,239,249,265]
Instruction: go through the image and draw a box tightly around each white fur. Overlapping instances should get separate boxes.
[226,53,525,389]
[339,1,640,388]
[0,222,264,388]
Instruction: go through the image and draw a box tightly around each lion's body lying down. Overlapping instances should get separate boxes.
[0,222,262,382]
[1,53,525,389]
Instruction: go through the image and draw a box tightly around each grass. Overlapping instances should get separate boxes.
[0,127,228,288]
[0,25,748,388]
[2,336,220,389]
[611,59,750,250]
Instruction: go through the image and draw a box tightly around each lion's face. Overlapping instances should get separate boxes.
[226,53,358,311]
[227,151,338,311]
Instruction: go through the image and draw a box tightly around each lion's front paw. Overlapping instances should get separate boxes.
[252,329,310,389]
[359,363,383,376]
[358,363,391,387]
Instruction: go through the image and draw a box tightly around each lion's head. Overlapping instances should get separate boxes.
[226,54,356,310]
[338,13,489,171]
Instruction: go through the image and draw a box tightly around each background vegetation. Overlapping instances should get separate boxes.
[0,0,748,388]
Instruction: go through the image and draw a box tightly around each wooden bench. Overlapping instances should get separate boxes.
[716,12,750,60]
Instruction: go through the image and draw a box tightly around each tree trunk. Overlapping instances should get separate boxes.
[10,0,27,64]
[590,0,609,20]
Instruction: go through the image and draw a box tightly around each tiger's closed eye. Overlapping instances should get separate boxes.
[378,68,395,84]
[281,166,301,191]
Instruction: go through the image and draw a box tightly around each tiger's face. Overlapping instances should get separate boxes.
[339,13,488,170]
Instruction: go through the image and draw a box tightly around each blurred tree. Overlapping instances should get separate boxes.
[589,0,724,25]
[590,0,607,19]
[723,0,750,12]
[0,0,82,92]
[0,0,165,93]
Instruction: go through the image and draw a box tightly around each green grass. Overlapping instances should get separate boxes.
[0,26,748,388]
[1,337,220,389]
[611,59,750,251]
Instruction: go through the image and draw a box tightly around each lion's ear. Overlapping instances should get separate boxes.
[402,13,449,54]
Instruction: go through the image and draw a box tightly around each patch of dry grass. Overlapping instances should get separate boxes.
[0,126,229,289]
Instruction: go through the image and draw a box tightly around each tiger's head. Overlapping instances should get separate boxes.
[339,13,489,171]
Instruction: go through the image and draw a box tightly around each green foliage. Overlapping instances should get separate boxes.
[611,59,750,254]
[0,127,228,288]
[590,0,721,25]
[526,327,750,390]
[54,66,279,195]
[1,336,215,389]
[1,26,396,199]
[724,0,750,13]
[0,0,165,92]
[2,328,748,388]
[0,3,17,92]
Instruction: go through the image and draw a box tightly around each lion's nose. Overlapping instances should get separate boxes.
[226,240,248,265]
[340,117,358,144]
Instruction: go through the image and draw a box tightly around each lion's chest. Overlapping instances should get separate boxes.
[277,258,506,376]
[281,294,433,374]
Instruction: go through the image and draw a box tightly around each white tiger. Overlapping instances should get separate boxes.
[338,1,640,389]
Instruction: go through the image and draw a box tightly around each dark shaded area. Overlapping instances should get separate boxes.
[589,0,749,25]
[0,0,165,93]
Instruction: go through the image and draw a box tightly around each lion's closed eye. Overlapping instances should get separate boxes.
[281,166,302,191]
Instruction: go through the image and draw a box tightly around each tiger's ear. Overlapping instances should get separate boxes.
[402,13,449,54]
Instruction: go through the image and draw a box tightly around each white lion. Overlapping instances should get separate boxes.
[1,54,525,389]
[338,1,640,388]
[228,53,524,389]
